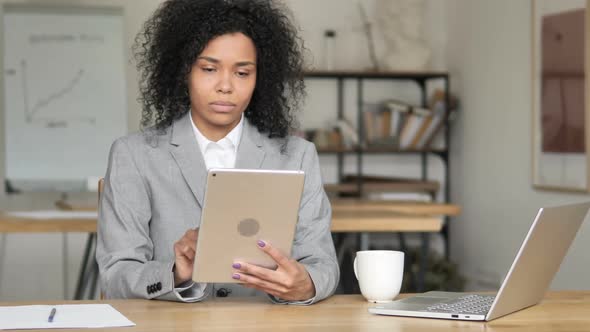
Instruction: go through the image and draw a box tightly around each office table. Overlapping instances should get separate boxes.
[1,292,587,331]
[0,201,459,233]
[0,201,460,299]
[0,212,98,300]
[0,213,96,233]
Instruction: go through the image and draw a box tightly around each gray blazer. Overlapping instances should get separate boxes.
[96,112,339,303]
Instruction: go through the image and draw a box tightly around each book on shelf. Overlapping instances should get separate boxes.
[383,99,411,147]
[359,91,458,151]
[398,106,433,150]
[307,90,457,152]
[415,89,459,149]
[363,99,432,151]
[362,103,379,145]
[362,101,409,147]
[414,101,444,149]
[410,111,435,148]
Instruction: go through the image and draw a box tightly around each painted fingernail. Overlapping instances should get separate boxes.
[232,263,241,269]
[257,240,266,247]
[232,273,240,280]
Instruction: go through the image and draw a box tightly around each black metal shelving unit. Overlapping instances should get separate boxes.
[304,70,452,292]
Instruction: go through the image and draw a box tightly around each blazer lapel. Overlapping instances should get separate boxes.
[169,112,207,207]
[235,119,265,169]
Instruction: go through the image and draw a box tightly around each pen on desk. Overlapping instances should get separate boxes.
[48,307,57,323]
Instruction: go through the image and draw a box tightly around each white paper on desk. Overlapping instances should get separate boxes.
[0,304,135,330]
[6,210,98,219]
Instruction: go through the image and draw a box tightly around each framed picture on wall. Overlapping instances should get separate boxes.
[532,0,590,192]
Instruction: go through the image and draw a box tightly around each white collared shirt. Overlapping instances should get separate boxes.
[172,112,244,301]
[190,112,244,169]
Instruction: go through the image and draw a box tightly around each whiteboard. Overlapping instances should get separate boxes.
[2,5,127,191]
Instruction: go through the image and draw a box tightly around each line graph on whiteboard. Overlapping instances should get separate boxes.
[5,59,96,128]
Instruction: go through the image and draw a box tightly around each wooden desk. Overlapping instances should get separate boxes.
[0,213,95,233]
[1,200,462,233]
[0,212,98,300]
[0,211,442,234]
[331,200,459,233]
[332,211,443,233]
[1,292,587,331]
[331,200,461,215]
[0,202,460,298]
[1,200,460,234]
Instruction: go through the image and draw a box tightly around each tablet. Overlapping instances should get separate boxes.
[192,168,305,283]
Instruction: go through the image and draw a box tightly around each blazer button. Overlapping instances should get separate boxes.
[216,288,231,297]
[157,282,162,291]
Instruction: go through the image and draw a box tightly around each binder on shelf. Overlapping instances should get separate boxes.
[363,102,398,147]
[381,109,392,140]
[362,103,378,144]
[382,99,411,147]
[398,106,432,150]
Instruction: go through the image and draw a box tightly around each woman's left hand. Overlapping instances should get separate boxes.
[231,240,316,301]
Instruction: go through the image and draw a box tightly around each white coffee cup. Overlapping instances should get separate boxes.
[354,250,404,303]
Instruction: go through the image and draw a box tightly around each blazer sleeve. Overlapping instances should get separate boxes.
[287,142,340,304]
[95,138,209,302]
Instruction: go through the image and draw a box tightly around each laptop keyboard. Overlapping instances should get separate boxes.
[424,294,496,315]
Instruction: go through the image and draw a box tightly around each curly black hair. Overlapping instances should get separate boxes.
[134,0,306,138]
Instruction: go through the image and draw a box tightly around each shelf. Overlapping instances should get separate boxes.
[303,70,449,80]
[316,146,447,154]
[325,181,439,194]
[302,68,454,257]
[331,212,442,233]
[331,199,461,216]
[330,200,459,233]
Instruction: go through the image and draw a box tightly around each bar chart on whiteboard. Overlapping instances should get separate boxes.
[2,5,127,191]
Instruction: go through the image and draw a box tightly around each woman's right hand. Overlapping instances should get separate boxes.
[173,228,199,286]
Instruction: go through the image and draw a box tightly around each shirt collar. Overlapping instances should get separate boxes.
[189,111,244,153]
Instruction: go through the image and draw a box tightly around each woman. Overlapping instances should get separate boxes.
[96,0,339,304]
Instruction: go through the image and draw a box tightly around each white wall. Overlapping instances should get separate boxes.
[285,0,447,71]
[447,0,590,290]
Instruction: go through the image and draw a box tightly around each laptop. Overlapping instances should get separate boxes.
[192,168,305,283]
[368,201,590,321]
